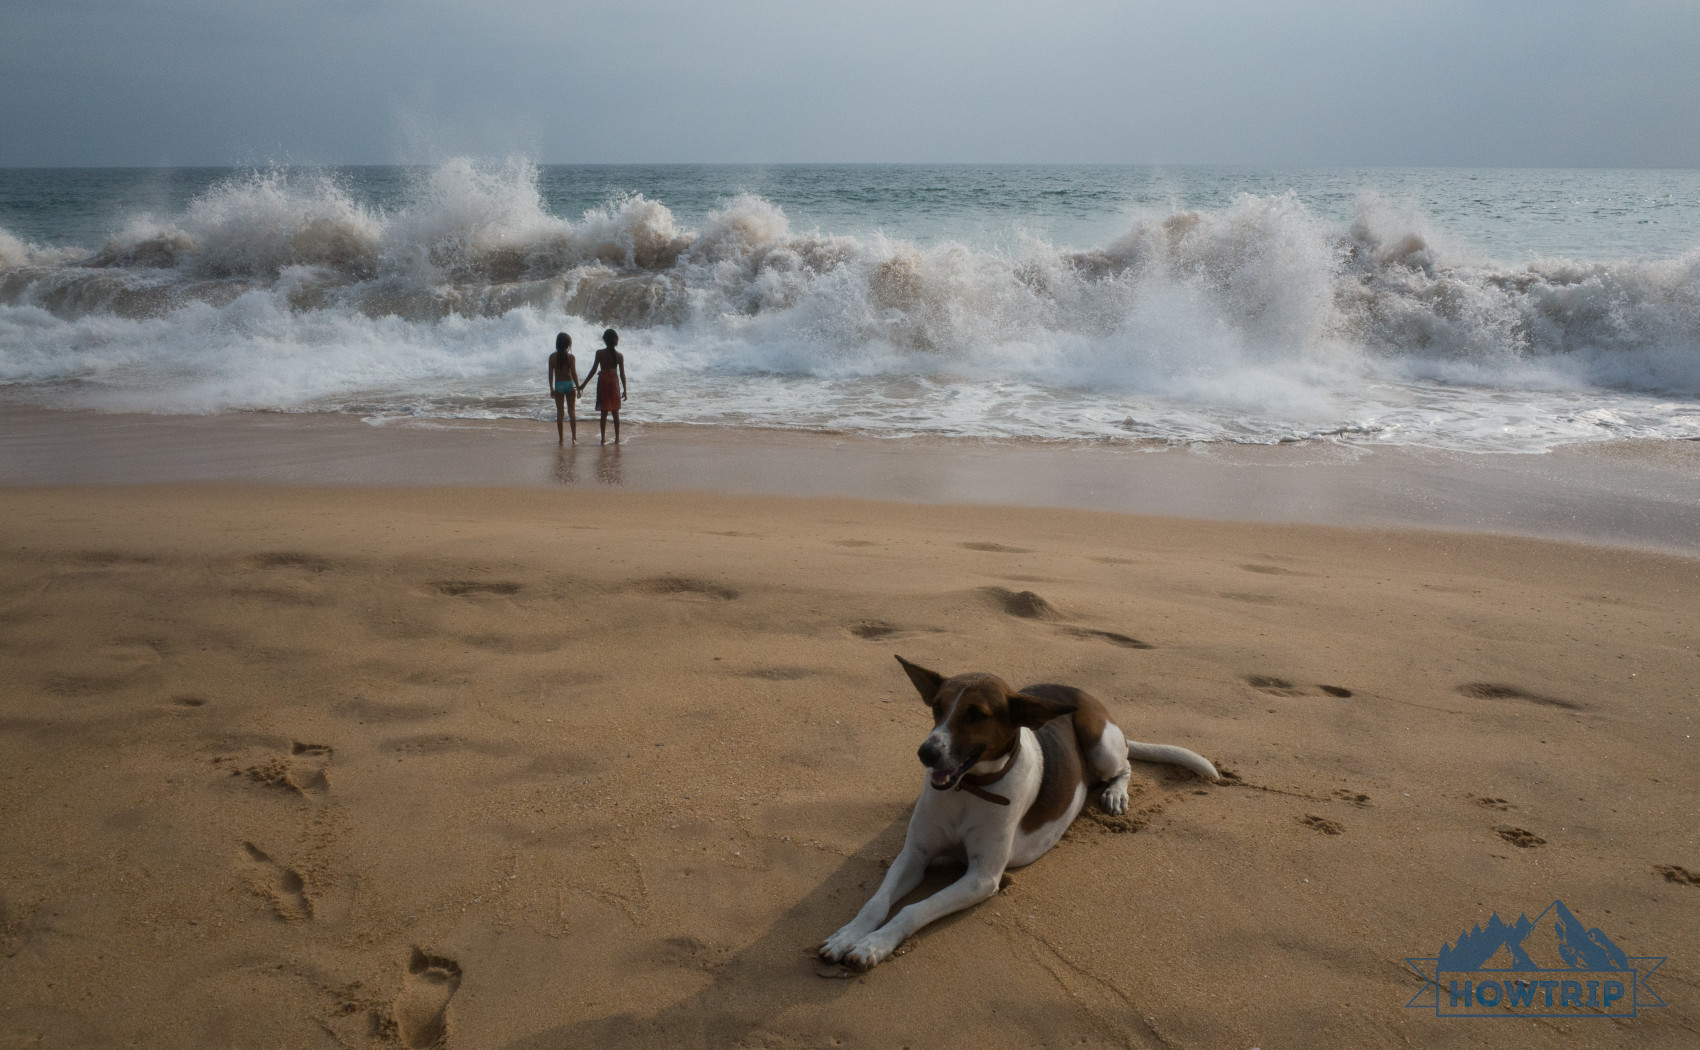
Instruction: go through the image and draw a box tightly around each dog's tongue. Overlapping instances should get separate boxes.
[929,766,956,788]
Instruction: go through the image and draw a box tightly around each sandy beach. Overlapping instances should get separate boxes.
[8,4,1700,1044]
[1,472,1696,1049]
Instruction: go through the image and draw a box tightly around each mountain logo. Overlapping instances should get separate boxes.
[1407,900,1665,1018]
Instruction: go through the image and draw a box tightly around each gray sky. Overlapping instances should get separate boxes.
[4,0,1698,167]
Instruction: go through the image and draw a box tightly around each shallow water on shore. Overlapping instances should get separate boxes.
[5,407,1697,555]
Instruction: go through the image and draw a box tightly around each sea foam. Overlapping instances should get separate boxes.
[1,160,1697,449]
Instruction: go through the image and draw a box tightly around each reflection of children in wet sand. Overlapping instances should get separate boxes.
[577,328,628,445]
[547,332,579,445]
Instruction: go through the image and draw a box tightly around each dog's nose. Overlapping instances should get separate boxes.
[917,739,942,767]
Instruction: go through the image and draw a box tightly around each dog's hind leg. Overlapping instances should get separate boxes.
[1086,721,1134,815]
[819,843,930,965]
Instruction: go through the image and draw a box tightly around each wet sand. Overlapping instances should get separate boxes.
[1,483,1696,1049]
[3,406,1699,554]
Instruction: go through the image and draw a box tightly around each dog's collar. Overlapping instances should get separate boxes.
[953,735,1021,806]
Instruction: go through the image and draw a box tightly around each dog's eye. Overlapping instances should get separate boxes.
[931,701,942,718]
[964,708,986,723]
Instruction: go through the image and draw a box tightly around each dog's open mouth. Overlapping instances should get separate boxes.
[926,746,985,791]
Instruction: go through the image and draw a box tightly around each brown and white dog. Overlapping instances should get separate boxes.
[818,655,1219,971]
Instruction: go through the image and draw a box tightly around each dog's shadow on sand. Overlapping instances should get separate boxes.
[499,812,981,1049]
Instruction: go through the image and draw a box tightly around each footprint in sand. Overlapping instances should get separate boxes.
[1655,865,1700,887]
[244,551,333,572]
[1318,685,1354,698]
[1299,815,1344,835]
[395,948,462,1049]
[1469,795,1513,811]
[286,742,332,796]
[430,579,521,597]
[633,576,739,601]
[1221,592,1282,605]
[1456,682,1582,711]
[1330,789,1371,806]
[961,542,1034,554]
[241,843,313,921]
[1059,626,1154,650]
[63,550,157,569]
[1245,675,1305,697]
[656,935,730,973]
[1495,826,1546,848]
[849,620,903,639]
[221,743,332,798]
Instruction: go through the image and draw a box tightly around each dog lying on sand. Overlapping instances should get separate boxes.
[819,655,1218,970]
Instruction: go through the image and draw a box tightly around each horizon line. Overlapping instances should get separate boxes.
[5,161,1700,174]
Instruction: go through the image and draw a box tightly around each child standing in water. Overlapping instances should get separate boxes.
[578,328,627,445]
[547,332,580,445]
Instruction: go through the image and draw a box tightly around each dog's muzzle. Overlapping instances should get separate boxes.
[919,741,984,791]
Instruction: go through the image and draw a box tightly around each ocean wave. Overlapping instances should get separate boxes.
[1,159,1698,448]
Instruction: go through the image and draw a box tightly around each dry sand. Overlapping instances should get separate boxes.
[1,484,1696,1049]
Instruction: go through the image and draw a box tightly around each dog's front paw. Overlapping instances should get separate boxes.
[1100,781,1129,816]
[818,924,864,964]
[844,930,901,971]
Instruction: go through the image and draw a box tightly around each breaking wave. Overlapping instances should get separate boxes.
[2,159,1697,449]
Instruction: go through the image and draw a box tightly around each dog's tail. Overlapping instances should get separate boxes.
[1127,741,1220,783]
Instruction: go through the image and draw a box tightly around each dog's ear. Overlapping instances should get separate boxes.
[1005,691,1078,729]
[894,655,945,701]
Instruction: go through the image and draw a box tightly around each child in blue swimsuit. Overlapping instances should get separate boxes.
[548,332,580,445]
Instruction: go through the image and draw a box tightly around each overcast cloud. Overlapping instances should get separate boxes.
[3,0,1698,167]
